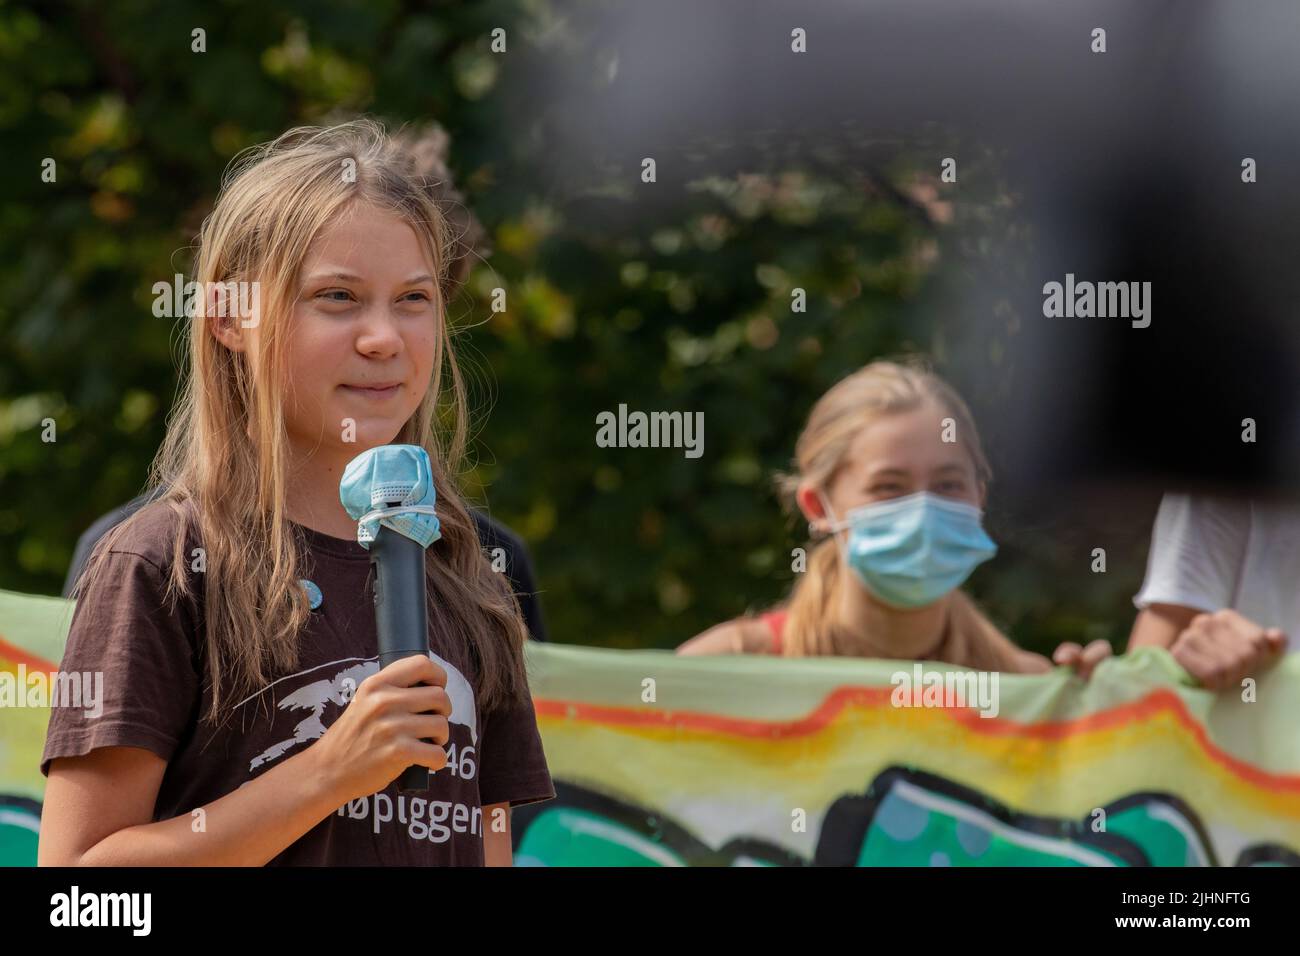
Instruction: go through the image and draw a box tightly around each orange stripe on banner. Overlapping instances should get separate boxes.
[535,685,1300,793]
[0,634,56,672]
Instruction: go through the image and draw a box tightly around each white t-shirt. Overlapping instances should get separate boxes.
[1134,493,1300,649]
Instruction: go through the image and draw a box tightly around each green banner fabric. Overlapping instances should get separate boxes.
[2,588,1298,866]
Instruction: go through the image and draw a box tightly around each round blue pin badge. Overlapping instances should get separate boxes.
[301,579,323,611]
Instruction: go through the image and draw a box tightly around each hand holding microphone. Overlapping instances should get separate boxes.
[310,654,452,803]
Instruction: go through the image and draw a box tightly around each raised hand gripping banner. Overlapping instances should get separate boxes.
[2,587,1298,866]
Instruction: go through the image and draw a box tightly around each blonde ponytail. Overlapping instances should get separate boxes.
[782,539,844,657]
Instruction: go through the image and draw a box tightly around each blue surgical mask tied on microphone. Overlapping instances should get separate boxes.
[339,444,441,549]
[823,491,997,609]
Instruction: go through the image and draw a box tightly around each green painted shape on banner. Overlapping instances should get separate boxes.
[854,783,1131,867]
[515,807,686,867]
[0,806,40,867]
[1106,802,1207,866]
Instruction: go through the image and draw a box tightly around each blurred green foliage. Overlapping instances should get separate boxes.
[0,0,1150,654]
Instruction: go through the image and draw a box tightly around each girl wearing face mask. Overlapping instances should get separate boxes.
[678,359,1110,676]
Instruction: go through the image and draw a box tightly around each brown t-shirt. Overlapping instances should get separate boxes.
[40,501,555,865]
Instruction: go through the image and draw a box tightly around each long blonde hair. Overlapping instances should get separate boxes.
[775,359,994,657]
[77,119,528,722]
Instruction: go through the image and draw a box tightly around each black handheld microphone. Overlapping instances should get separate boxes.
[370,519,433,792]
[341,444,443,793]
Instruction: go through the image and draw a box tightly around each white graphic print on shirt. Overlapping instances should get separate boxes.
[241,650,478,772]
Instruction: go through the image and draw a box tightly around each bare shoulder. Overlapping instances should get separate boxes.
[676,618,773,656]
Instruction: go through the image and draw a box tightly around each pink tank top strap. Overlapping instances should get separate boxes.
[760,608,788,654]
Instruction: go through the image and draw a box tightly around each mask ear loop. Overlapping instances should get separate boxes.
[816,492,869,584]
[812,492,849,539]
[357,503,440,527]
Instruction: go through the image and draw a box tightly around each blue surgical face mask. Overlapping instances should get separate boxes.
[822,491,996,609]
[339,444,441,549]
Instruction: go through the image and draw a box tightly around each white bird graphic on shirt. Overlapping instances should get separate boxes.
[245,651,476,771]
